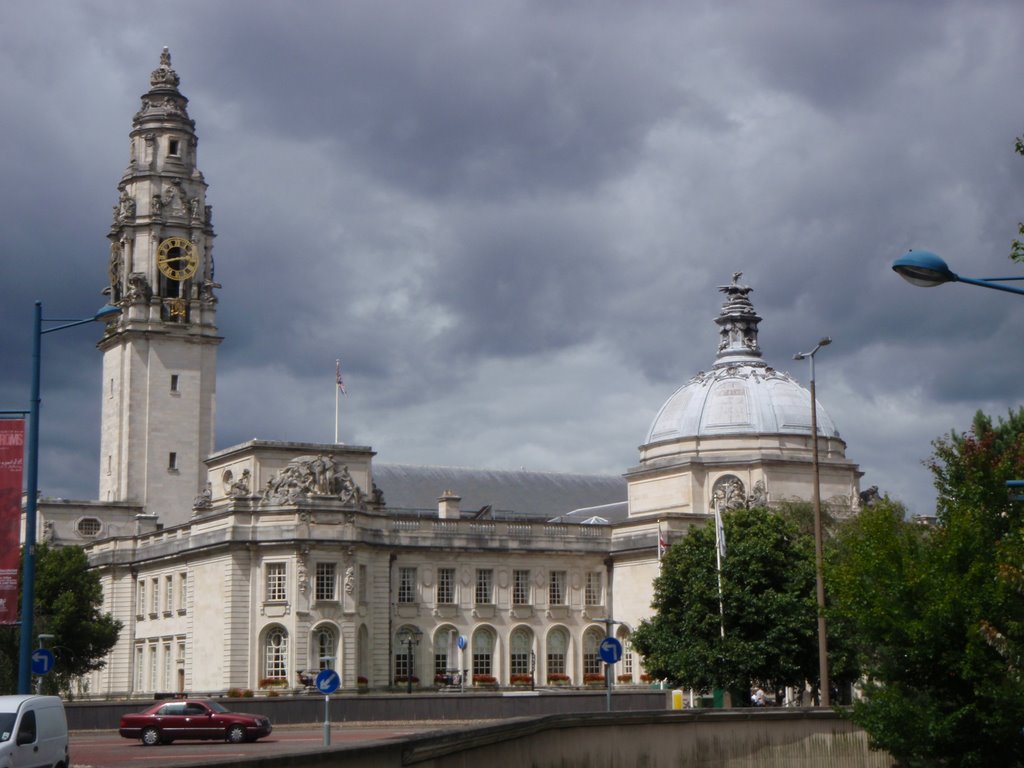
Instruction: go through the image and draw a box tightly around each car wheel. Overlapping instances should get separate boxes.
[226,725,247,744]
[141,727,161,746]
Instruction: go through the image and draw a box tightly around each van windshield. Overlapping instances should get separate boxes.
[0,713,15,742]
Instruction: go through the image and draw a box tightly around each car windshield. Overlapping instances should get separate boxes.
[206,701,229,713]
[0,713,15,742]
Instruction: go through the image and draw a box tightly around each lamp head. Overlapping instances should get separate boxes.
[892,250,957,287]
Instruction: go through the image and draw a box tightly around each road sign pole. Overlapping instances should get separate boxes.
[323,695,330,746]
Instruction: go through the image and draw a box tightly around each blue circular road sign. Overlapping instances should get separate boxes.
[457,635,467,650]
[598,637,623,665]
[31,648,55,676]
[315,668,340,694]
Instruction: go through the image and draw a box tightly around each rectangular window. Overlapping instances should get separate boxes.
[549,570,566,605]
[398,567,417,604]
[135,646,144,690]
[510,651,530,676]
[168,452,177,470]
[436,567,455,604]
[394,651,411,683]
[547,650,566,675]
[165,575,174,614]
[150,578,159,615]
[163,643,172,689]
[475,568,493,605]
[170,374,179,392]
[435,652,449,679]
[265,562,287,602]
[358,564,368,603]
[168,138,180,156]
[315,562,337,601]
[179,573,187,613]
[149,645,157,691]
[585,572,602,606]
[137,580,145,616]
[513,569,531,605]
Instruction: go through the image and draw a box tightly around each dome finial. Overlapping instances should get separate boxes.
[150,46,180,88]
[714,272,763,364]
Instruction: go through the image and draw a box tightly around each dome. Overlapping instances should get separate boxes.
[644,273,839,445]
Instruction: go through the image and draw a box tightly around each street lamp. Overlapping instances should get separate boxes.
[893,250,1024,296]
[794,336,832,708]
[396,626,422,694]
[18,300,120,694]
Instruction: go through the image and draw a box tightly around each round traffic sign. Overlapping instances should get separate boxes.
[315,668,340,694]
[31,648,55,675]
[457,635,467,650]
[598,637,623,664]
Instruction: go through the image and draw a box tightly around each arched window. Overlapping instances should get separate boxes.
[264,626,288,681]
[472,627,495,679]
[394,624,422,684]
[314,626,336,670]
[583,627,603,676]
[617,627,634,681]
[433,626,458,683]
[547,627,568,678]
[509,627,533,678]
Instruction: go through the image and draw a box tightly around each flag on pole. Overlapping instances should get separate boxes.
[714,506,726,559]
[336,359,347,395]
[657,524,668,561]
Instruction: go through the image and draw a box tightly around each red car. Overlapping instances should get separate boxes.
[119,699,272,745]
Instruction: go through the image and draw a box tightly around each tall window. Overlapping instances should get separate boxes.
[314,627,336,669]
[475,568,493,604]
[136,580,145,616]
[149,645,157,690]
[436,567,455,604]
[510,628,532,676]
[583,628,603,675]
[620,633,634,679]
[150,578,159,614]
[135,645,144,690]
[513,569,531,605]
[433,630,451,679]
[162,643,172,689]
[398,567,417,603]
[266,562,287,602]
[585,572,602,605]
[165,575,174,613]
[547,628,568,676]
[178,572,187,612]
[315,563,337,601]
[264,627,288,680]
[549,570,567,605]
[472,628,494,678]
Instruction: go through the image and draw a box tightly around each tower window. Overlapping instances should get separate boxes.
[170,374,179,392]
[168,452,177,470]
[168,138,180,156]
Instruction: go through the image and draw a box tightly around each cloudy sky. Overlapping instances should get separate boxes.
[2,0,1023,517]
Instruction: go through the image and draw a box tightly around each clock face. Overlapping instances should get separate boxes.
[156,237,198,281]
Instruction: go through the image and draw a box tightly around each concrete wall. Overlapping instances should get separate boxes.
[95,708,894,768]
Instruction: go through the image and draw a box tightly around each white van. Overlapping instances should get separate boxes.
[0,695,69,768]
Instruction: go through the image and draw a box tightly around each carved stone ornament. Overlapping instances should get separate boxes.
[150,47,180,88]
[260,454,366,508]
[711,474,747,511]
[192,483,213,510]
[126,272,152,304]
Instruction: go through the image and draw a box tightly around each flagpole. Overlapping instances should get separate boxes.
[715,502,725,638]
[335,378,340,443]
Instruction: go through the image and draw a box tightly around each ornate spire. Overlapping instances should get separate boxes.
[150,47,180,88]
[713,272,764,365]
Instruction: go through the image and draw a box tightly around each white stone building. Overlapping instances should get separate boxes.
[35,51,862,698]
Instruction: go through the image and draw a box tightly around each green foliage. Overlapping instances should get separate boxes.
[0,545,122,696]
[632,507,818,696]
[830,411,1024,767]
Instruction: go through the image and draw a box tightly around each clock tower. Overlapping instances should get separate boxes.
[98,49,220,525]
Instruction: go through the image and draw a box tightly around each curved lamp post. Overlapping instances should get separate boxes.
[18,300,120,694]
[794,336,832,707]
[893,250,1024,296]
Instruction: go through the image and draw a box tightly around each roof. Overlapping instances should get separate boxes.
[372,464,627,521]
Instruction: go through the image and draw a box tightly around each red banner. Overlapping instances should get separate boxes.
[0,420,24,625]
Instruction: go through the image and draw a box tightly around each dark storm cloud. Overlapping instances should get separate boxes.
[1,0,1024,514]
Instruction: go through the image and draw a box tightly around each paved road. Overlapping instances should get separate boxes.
[72,722,448,767]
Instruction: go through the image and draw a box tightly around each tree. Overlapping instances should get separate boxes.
[1013,132,1024,264]
[0,544,122,696]
[632,506,819,700]
[830,411,1024,767]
